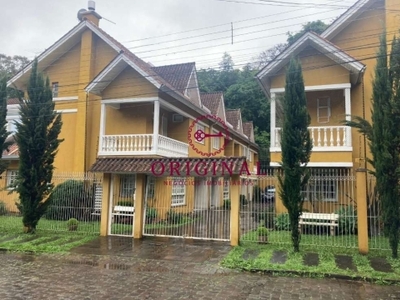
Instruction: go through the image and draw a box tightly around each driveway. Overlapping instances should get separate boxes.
[0,237,399,300]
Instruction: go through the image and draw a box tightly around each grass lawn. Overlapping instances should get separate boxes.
[223,230,399,283]
[0,215,99,253]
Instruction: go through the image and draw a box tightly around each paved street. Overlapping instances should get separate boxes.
[0,237,399,300]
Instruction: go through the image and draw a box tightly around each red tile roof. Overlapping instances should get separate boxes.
[90,157,248,176]
[2,135,19,159]
[7,98,20,105]
[200,92,223,116]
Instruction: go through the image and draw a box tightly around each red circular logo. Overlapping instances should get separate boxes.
[188,114,230,157]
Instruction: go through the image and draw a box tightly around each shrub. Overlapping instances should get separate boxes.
[67,218,79,226]
[252,185,262,202]
[223,199,231,210]
[257,226,268,236]
[275,213,291,231]
[253,205,275,228]
[45,180,95,221]
[166,210,184,224]
[0,201,8,215]
[240,195,248,206]
[146,207,158,221]
[335,205,357,235]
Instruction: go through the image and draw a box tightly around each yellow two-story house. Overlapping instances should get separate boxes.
[4,2,259,240]
[256,0,399,213]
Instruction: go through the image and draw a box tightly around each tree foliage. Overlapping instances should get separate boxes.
[345,33,400,258]
[0,54,30,78]
[15,59,63,233]
[287,20,328,45]
[278,57,312,252]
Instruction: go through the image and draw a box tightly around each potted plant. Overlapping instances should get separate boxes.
[257,226,268,244]
[67,218,79,231]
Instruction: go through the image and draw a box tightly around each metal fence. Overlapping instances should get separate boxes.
[0,172,102,235]
[240,168,361,249]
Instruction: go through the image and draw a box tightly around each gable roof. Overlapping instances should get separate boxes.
[2,135,19,160]
[200,92,222,115]
[256,31,366,94]
[152,63,195,95]
[226,109,244,134]
[321,0,376,40]
[243,122,255,143]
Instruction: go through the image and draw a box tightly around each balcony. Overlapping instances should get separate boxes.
[99,134,189,157]
[271,126,352,152]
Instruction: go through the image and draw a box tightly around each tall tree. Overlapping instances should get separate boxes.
[0,54,30,78]
[0,77,12,173]
[278,57,312,252]
[15,59,63,233]
[345,34,400,258]
[287,20,328,45]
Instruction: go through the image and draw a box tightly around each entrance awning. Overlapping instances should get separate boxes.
[90,157,248,177]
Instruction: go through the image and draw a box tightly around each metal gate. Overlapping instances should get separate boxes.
[108,174,135,237]
[143,176,230,241]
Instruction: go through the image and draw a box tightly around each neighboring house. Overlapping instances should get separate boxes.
[3,2,258,237]
[256,0,399,213]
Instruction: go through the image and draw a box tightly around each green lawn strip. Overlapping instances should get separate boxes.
[221,244,400,283]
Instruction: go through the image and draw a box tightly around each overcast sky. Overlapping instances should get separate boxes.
[0,0,356,69]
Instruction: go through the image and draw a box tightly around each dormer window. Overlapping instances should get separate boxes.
[52,82,59,98]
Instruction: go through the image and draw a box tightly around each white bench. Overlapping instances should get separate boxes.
[299,212,339,236]
[112,206,135,223]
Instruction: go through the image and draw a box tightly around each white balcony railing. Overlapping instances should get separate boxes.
[272,126,352,151]
[99,134,189,157]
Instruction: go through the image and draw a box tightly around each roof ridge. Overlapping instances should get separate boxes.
[152,62,196,68]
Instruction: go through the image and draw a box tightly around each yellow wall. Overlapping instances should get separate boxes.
[306,90,345,126]
[271,47,350,89]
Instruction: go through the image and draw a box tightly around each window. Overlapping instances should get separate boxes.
[212,129,220,149]
[248,150,252,162]
[52,82,59,98]
[223,178,230,200]
[161,116,168,136]
[6,170,18,190]
[317,97,331,123]
[119,174,136,198]
[171,177,185,206]
[146,176,155,199]
[302,176,337,202]
[196,123,205,144]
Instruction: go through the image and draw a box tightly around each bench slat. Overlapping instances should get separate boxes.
[299,221,338,226]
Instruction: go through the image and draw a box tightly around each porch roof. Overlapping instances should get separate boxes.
[90,156,248,176]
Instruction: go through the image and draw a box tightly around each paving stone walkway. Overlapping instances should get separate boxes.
[0,237,399,299]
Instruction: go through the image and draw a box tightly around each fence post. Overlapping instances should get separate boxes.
[133,174,145,239]
[356,168,368,254]
[100,173,111,236]
[230,174,241,246]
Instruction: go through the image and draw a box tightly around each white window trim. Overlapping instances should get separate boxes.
[147,176,155,199]
[196,123,205,145]
[317,97,331,124]
[119,174,136,198]
[6,170,18,191]
[212,129,220,149]
[171,177,186,206]
[52,82,59,98]
[223,178,230,200]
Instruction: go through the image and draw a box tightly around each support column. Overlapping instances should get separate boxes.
[356,168,369,254]
[134,174,146,239]
[100,173,111,236]
[230,174,241,246]
[344,87,352,147]
[270,93,276,148]
[99,103,106,153]
[153,100,160,153]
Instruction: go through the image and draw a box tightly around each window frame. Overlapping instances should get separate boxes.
[119,174,136,198]
[212,129,220,149]
[146,175,155,200]
[6,170,18,190]
[223,178,230,200]
[171,177,186,206]
[317,96,331,124]
[302,176,338,202]
[161,116,168,136]
[52,82,59,98]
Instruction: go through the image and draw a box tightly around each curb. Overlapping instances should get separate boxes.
[240,268,400,285]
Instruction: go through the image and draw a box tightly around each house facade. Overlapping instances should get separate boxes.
[256,0,400,213]
[3,3,258,240]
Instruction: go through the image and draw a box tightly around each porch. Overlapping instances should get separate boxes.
[99,97,190,157]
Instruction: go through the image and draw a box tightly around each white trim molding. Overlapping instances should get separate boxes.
[270,83,352,94]
[101,97,158,105]
[53,96,78,102]
[270,146,353,153]
[56,109,78,114]
[269,162,353,167]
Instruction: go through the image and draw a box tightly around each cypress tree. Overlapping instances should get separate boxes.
[278,57,312,252]
[15,59,63,233]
